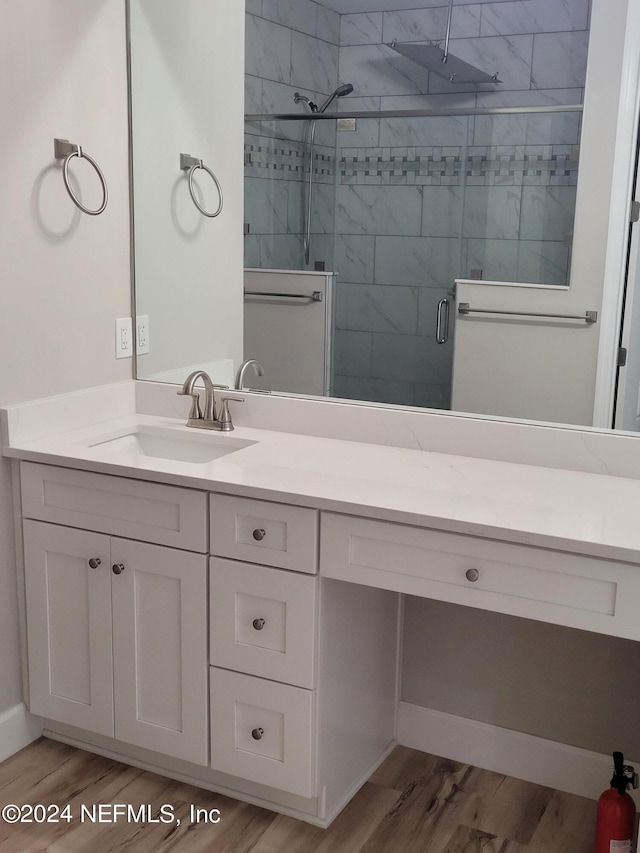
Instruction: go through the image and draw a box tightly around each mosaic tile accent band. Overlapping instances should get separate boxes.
[245,137,580,188]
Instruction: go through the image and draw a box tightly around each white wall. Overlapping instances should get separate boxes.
[0,0,132,714]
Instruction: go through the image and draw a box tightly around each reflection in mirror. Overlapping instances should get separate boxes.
[129,0,243,388]
[131,0,636,432]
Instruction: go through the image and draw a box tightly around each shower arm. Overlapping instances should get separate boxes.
[443,0,454,63]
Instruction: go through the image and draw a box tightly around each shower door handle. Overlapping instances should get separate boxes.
[436,298,450,344]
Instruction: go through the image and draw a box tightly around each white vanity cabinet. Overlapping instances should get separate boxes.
[208,495,398,812]
[209,495,319,797]
[20,463,209,766]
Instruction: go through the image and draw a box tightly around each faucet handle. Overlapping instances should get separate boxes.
[218,396,244,432]
[177,388,202,421]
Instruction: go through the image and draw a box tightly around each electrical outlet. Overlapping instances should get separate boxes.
[115,318,132,359]
[136,315,150,355]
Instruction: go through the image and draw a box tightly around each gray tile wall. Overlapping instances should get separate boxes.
[244,0,589,408]
[333,0,588,409]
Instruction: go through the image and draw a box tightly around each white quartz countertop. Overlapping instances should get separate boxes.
[5,408,640,565]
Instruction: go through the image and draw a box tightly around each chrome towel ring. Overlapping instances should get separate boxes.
[180,153,223,218]
[53,138,108,216]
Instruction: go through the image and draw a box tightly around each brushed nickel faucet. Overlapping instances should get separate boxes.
[234,359,265,390]
[178,370,244,431]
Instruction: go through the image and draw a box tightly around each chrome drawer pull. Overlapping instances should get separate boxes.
[252,618,266,631]
[251,727,264,740]
[465,568,480,583]
[88,558,101,569]
[252,528,266,541]
[112,563,125,575]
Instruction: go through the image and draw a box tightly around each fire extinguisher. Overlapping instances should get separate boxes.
[594,751,638,853]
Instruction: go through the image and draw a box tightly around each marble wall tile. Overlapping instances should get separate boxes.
[475,88,584,108]
[417,286,455,336]
[380,92,477,111]
[245,75,263,115]
[317,5,341,45]
[245,0,262,15]
[308,182,336,235]
[261,0,317,39]
[244,177,289,234]
[308,233,335,270]
[336,282,420,334]
[462,186,522,239]
[339,44,431,98]
[341,13,383,47]
[472,112,581,146]
[336,185,423,236]
[480,0,590,37]
[422,186,464,237]
[379,115,468,147]
[374,236,461,288]
[531,31,589,90]
[291,32,339,96]
[259,234,303,269]
[287,179,303,235]
[333,329,373,377]
[413,382,452,411]
[335,234,375,284]
[338,116,381,148]
[428,34,534,94]
[244,234,261,268]
[463,237,519,281]
[516,239,571,285]
[245,13,291,85]
[371,332,451,384]
[519,185,577,241]
[382,8,449,44]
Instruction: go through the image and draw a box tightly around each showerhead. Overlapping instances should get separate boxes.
[317,83,354,113]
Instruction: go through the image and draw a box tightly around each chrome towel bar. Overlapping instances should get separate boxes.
[180,153,223,218]
[244,290,323,302]
[458,303,598,324]
[54,138,108,216]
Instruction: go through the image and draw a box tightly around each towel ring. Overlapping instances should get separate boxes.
[180,153,223,218]
[54,138,108,216]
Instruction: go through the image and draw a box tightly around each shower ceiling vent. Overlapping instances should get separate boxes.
[388,0,502,85]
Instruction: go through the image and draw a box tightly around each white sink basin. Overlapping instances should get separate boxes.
[87,426,255,464]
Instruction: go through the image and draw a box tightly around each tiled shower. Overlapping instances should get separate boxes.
[244,0,590,408]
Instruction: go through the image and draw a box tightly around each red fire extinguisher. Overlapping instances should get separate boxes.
[594,751,638,853]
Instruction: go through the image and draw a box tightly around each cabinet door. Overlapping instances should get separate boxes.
[111,539,208,766]
[23,520,114,737]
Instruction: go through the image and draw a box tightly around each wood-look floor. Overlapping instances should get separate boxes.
[0,738,596,852]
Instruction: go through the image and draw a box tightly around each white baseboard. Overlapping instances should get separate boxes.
[0,703,43,763]
[398,702,637,805]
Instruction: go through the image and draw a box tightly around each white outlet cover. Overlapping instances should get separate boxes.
[115,317,132,359]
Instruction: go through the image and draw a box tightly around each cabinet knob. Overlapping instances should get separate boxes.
[112,563,125,575]
[251,727,264,741]
[252,528,266,541]
[252,618,266,631]
[465,568,480,583]
[88,558,101,569]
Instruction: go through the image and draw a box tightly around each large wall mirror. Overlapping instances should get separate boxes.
[129,0,640,432]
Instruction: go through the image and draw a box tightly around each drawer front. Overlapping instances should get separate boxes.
[210,558,316,688]
[21,462,208,552]
[209,668,313,797]
[210,494,317,573]
[320,513,640,640]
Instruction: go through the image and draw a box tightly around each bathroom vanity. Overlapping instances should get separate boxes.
[4,381,640,826]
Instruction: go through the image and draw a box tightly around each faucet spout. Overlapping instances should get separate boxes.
[235,359,265,390]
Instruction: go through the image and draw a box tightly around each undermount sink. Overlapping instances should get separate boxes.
[87,426,255,464]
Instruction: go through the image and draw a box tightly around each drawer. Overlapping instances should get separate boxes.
[21,462,208,552]
[210,494,317,573]
[320,513,640,640]
[209,558,316,688]
[209,668,313,797]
